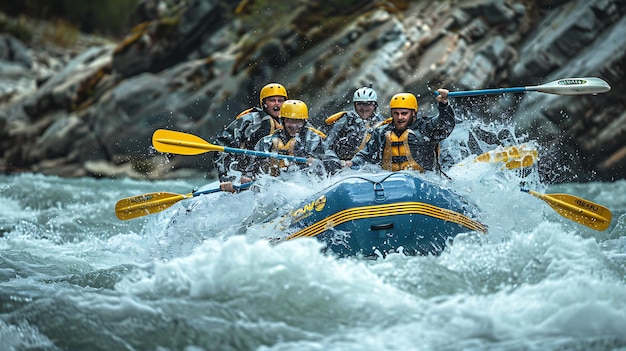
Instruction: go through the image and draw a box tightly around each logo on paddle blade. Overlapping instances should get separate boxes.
[557,79,586,86]
[575,199,599,212]
[127,195,153,203]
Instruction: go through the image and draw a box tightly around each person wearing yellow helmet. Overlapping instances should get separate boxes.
[215,83,288,192]
[344,88,454,173]
[244,100,329,179]
[322,85,387,170]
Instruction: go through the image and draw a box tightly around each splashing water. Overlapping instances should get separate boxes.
[1,121,625,350]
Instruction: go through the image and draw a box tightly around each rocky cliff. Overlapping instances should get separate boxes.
[1,0,624,182]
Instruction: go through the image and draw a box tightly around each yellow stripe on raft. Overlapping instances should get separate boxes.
[287,201,487,240]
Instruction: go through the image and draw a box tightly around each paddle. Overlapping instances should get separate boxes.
[152,129,308,163]
[115,182,253,220]
[436,77,611,97]
[473,144,538,170]
[521,189,612,231]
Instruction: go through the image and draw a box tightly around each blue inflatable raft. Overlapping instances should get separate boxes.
[281,172,487,257]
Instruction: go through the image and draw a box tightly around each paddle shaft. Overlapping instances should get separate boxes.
[119,187,223,213]
[115,182,253,220]
[448,87,525,97]
[223,146,308,163]
[436,77,610,97]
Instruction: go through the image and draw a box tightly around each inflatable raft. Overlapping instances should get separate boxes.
[279,172,487,257]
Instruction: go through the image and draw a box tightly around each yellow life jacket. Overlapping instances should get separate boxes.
[325,111,348,125]
[354,118,392,154]
[326,112,389,158]
[326,112,391,128]
[307,126,327,139]
[382,130,424,172]
[355,132,371,155]
[269,116,282,133]
[377,117,392,127]
[267,137,298,176]
[237,115,282,149]
[235,108,254,119]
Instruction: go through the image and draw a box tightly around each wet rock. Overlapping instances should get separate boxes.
[0,0,624,181]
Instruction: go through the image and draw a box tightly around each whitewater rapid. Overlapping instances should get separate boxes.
[1,118,625,350]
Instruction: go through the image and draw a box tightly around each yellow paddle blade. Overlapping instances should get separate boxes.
[527,190,612,231]
[504,154,536,170]
[474,144,538,170]
[115,191,192,220]
[152,129,225,155]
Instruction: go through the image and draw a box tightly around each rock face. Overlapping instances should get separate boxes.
[0,0,624,182]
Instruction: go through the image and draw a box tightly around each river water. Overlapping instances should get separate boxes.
[1,148,626,350]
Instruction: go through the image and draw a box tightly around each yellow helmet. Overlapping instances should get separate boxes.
[280,100,308,119]
[389,93,418,111]
[259,83,288,106]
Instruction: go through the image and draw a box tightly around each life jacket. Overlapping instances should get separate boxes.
[239,108,324,142]
[236,108,255,119]
[326,112,389,158]
[267,137,299,176]
[356,117,394,153]
[378,117,392,126]
[240,113,283,149]
[236,107,282,131]
[268,116,282,133]
[307,126,327,139]
[325,111,348,125]
[381,130,424,172]
[326,112,391,128]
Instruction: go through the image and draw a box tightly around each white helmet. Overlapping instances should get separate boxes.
[353,86,378,103]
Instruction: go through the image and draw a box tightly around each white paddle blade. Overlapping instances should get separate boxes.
[533,77,611,96]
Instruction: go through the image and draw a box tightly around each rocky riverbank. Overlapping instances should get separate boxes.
[1,0,624,182]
